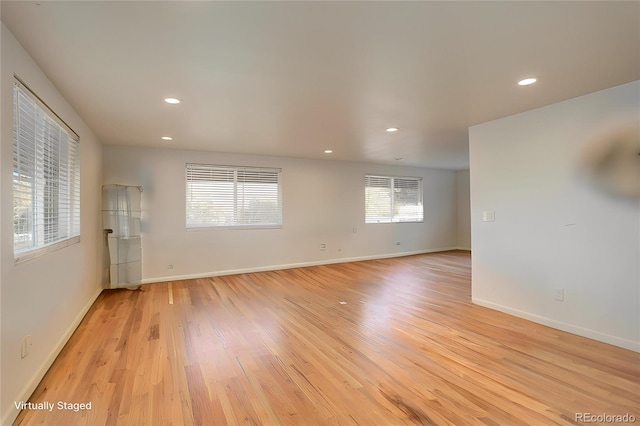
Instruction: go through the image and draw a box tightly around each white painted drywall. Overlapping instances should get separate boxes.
[470,81,640,351]
[1,24,104,425]
[456,169,471,250]
[103,146,458,282]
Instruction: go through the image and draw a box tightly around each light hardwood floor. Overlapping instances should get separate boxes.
[14,251,640,425]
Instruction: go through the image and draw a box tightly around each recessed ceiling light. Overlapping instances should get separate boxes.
[161,136,173,141]
[517,77,538,86]
[324,150,333,154]
[164,97,181,104]
[386,127,399,132]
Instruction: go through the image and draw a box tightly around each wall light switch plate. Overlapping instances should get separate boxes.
[482,211,495,222]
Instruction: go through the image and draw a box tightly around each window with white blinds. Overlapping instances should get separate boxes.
[13,79,81,262]
[365,174,423,223]
[186,164,282,229]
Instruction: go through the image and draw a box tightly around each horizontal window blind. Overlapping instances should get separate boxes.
[186,164,282,229]
[365,174,423,223]
[13,79,80,261]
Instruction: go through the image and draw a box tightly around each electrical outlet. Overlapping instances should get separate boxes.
[21,335,32,358]
[554,288,564,302]
[167,264,174,270]
[320,243,327,251]
[396,242,401,246]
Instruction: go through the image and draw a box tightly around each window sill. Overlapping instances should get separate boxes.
[14,236,81,265]
[186,225,283,231]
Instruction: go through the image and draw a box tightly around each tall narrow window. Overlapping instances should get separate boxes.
[365,174,423,223]
[13,79,80,262]
[186,164,282,229]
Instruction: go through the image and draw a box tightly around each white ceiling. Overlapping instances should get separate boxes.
[2,1,639,169]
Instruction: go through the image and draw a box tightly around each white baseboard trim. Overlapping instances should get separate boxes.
[472,298,640,353]
[143,247,460,284]
[2,285,104,426]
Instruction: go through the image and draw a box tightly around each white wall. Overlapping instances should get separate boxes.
[1,24,104,425]
[470,81,639,351]
[103,146,458,282]
[456,169,471,250]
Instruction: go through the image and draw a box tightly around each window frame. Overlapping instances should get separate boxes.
[12,77,81,263]
[365,174,424,224]
[185,163,283,230]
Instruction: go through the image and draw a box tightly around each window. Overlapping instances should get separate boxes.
[13,79,81,262]
[365,174,423,223]
[186,163,282,229]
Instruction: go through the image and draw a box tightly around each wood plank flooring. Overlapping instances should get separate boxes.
[14,251,640,425]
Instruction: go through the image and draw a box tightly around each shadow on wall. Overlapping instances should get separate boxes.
[579,116,640,203]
